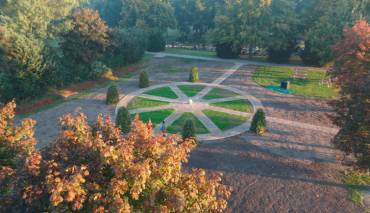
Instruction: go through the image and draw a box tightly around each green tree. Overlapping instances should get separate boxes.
[61,9,110,82]
[139,71,150,88]
[95,0,123,27]
[182,119,196,140]
[116,106,131,134]
[189,67,199,82]
[210,0,270,58]
[250,109,267,135]
[0,0,85,101]
[106,85,120,105]
[120,0,175,51]
[171,0,217,47]
[105,27,147,68]
[260,0,298,63]
[300,0,369,66]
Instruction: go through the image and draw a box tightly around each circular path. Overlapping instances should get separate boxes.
[116,82,263,140]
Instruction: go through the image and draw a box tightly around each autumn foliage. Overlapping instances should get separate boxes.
[0,101,231,212]
[330,20,370,167]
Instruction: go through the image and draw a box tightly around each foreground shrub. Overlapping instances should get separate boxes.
[182,119,196,140]
[106,85,119,105]
[116,107,131,134]
[0,102,231,212]
[250,109,266,135]
[139,71,149,88]
[189,67,199,82]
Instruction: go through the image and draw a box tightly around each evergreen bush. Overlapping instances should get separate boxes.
[106,85,119,105]
[139,71,149,88]
[182,119,196,140]
[116,106,131,134]
[250,109,266,135]
[189,67,199,82]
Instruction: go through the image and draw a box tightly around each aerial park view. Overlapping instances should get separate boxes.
[0,0,369,212]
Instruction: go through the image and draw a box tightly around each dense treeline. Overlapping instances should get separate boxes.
[0,0,150,102]
[171,0,369,65]
[1,0,368,102]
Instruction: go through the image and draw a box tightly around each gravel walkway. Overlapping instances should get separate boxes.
[16,55,365,212]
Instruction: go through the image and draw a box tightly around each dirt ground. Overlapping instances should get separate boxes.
[17,57,363,212]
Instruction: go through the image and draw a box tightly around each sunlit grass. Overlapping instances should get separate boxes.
[203,109,248,130]
[128,97,169,110]
[178,85,205,97]
[211,99,253,113]
[131,109,175,126]
[253,66,339,99]
[343,171,370,208]
[203,88,239,100]
[167,112,209,134]
[144,87,178,99]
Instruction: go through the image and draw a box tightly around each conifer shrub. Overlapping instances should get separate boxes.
[106,85,119,105]
[139,71,149,88]
[182,119,196,140]
[250,109,266,135]
[189,67,199,82]
[116,106,131,134]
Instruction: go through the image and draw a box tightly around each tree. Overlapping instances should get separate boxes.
[116,107,131,134]
[189,67,200,82]
[250,109,267,135]
[61,9,110,82]
[139,71,150,88]
[106,85,120,105]
[120,0,175,51]
[210,0,270,58]
[0,102,231,212]
[0,0,86,101]
[0,101,40,211]
[182,119,196,140]
[95,0,123,27]
[171,0,217,47]
[330,20,370,168]
[260,0,298,63]
[300,0,368,66]
[105,27,147,68]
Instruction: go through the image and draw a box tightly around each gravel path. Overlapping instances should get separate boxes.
[17,55,364,212]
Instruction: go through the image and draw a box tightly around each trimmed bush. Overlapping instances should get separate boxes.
[182,119,196,140]
[139,71,149,88]
[106,85,119,105]
[250,109,266,135]
[189,67,199,82]
[116,106,131,134]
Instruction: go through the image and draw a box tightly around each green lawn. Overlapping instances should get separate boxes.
[203,109,248,130]
[178,85,205,97]
[131,109,175,126]
[343,171,370,207]
[211,99,253,113]
[253,66,339,99]
[128,97,169,110]
[203,88,239,100]
[165,48,216,58]
[167,112,209,134]
[144,87,178,99]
